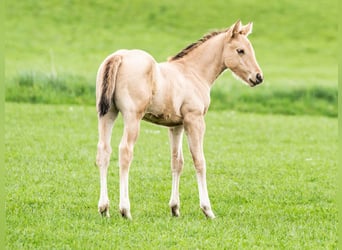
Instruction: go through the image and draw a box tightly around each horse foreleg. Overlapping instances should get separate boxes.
[184,114,215,219]
[96,110,117,217]
[168,125,184,217]
[119,113,141,219]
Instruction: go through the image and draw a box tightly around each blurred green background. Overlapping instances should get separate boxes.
[5,0,337,116]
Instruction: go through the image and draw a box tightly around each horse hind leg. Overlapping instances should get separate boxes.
[118,112,142,219]
[96,109,118,217]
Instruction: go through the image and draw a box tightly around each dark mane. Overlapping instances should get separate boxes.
[169,29,227,61]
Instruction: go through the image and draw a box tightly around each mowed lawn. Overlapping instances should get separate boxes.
[5,103,337,249]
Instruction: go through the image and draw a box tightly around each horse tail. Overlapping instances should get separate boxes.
[97,55,122,117]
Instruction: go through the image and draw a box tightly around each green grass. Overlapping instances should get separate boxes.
[210,82,337,117]
[4,0,338,116]
[5,0,337,78]
[5,71,94,105]
[5,103,337,249]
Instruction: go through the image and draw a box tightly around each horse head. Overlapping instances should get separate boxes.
[223,20,263,87]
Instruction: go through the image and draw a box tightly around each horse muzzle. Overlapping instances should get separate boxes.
[249,73,263,87]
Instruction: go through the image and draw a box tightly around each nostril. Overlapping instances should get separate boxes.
[256,73,263,83]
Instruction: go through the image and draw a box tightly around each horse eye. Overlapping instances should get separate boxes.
[237,49,245,55]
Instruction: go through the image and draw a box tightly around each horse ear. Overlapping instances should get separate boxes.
[227,20,242,39]
[232,20,242,36]
[240,22,253,36]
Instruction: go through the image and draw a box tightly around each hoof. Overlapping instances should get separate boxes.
[201,206,215,219]
[171,205,180,217]
[120,208,132,220]
[98,203,110,218]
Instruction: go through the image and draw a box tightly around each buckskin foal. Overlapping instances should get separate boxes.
[95,20,263,219]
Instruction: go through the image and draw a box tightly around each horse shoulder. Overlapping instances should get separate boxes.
[156,63,210,118]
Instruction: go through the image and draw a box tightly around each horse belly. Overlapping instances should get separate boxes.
[142,112,183,127]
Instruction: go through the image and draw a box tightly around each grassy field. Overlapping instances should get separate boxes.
[4,0,338,249]
[5,103,337,249]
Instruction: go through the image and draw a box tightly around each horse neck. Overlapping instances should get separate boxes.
[177,33,226,86]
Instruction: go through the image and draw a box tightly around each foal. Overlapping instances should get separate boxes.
[95,20,263,219]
